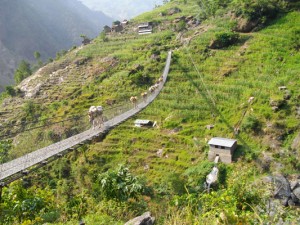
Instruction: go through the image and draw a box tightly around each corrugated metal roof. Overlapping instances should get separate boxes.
[134,119,152,124]
[208,137,237,148]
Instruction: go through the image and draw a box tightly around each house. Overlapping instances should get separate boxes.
[138,22,153,35]
[121,19,129,26]
[134,119,156,127]
[208,137,237,163]
[111,24,123,32]
[103,25,111,33]
[82,37,91,45]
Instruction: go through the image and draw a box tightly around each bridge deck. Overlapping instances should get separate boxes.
[0,51,172,182]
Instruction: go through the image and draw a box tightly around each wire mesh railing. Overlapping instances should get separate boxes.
[0,51,172,182]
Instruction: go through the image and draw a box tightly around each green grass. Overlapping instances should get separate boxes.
[1,1,300,224]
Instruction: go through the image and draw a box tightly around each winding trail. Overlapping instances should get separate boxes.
[0,51,172,183]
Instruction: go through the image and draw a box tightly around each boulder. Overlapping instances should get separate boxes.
[291,132,300,150]
[273,175,291,206]
[293,187,300,201]
[124,212,155,225]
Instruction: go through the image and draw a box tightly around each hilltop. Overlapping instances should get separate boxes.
[0,0,299,224]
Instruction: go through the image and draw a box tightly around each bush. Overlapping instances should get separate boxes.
[98,165,144,202]
[241,115,261,132]
[231,0,287,21]
[209,31,240,49]
[5,85,16,96]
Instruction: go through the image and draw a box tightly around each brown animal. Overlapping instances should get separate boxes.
[141,92,147,102]
[130,96,138,108]
[149,85,156,93]
[158,76,163,83]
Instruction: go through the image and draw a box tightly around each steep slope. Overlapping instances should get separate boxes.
[0,0,113,90]
[0,0,299,224]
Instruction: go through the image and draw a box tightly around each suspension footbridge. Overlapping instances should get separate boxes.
[0,51,172,185]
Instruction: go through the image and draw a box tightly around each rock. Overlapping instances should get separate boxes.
[273,175,292,206]
[124,212,155,225]
[288,199,295,206]
[234,17,259,33]
[291,132,300,150]
[156,149,164,158]
[290,180,300,191]
[293,187,300,200]
[168,7,181,15]
[291,192,299,203]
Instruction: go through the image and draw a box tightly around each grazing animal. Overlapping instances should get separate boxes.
[158,76,163,83]
[248,96,255,103]
[149,86,156,93]
[88,105,103,129]
[130,96,138,108]
[141,92,147,102]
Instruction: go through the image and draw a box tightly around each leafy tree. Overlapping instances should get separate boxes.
[5,85,15,96]
[98,165,144,202]
[197,0,229,19]
[231,0,287,20]
[14,60,32,84]
[34,51,40,61]
[112,20,121,25]
[100,31,108,42]
[34,51,42,67]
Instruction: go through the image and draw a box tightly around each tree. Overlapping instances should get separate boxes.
[14,60,32,84]
[100,31,108,42]
[231,0,287,20]
[5,85,16,96]
[34,51,42,67]
[34,51,40,61]
[98,165,144,202]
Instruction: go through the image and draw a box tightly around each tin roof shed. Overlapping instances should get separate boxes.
[134,119,155,127]
[208,137,236,148]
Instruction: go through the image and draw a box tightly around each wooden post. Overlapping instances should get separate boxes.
[0,186,2,203]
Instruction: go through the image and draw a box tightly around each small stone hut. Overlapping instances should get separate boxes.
[138,22,153,35]
[208,137,237,163]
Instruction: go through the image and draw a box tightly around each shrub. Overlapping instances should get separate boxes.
[98,165,144,202]
[241,115,261,132]
[5,85,16,96]
[209,31,240,49]
[231,0,287,21]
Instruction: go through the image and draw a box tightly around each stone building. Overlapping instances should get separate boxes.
[208,137,237,163]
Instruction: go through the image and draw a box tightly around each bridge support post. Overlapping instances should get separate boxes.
[0,186,2,203]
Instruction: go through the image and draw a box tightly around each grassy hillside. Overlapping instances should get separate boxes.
[0,0,299,224]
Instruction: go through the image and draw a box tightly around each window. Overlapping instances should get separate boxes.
[221,146,225,149]
[215,145,219,148]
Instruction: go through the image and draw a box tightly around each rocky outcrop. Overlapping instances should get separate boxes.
[124,212,155,225]
[266,175,300,206]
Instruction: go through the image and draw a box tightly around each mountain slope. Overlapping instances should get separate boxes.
[0,0,299,224]
[0,0,113,91]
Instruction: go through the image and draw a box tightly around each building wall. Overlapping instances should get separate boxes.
[208,145,235,163]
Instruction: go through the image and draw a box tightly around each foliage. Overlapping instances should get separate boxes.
[197,0,227,19]
[210,31,240,48]
[183,161,214,192]
[231,0,287,20]
[14,60,32,84]
[0,140,12,163]
[100,31,108,42]
[0,182,56,224]
[241,115,261,132]
[98,165,144,202]
[5,86,15,96]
